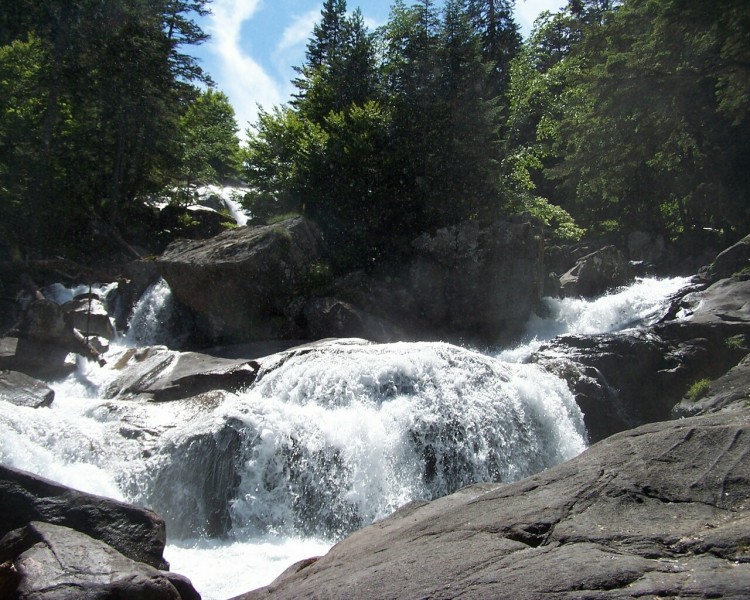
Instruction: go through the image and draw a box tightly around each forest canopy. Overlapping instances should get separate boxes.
[0,0,748,266]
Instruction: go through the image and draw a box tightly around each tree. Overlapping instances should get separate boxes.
[176,89,241,195]
[0,0,211,257]
[550,0,750,241]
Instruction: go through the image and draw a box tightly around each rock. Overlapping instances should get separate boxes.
[302,297,404,343]
[157,216,325,344]
[698,233,750,283]
[62,295,116,339]
[671,353,750,418]
[532,331,676,442]
[407,217,545,343]
[141,418,244,537]
[0,464,169,570]
[0,336,76,380]
[159,203,233,240]
[559,245,633,298]
[627,230,667,268]
[676,277,750,328]
[0,370,54,408]
[104,346,259,401]
[0,521,197,600]
[234,408,750,600]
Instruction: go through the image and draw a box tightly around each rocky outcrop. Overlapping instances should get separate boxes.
[0,370,54,408]
[235,406,750,600]
[0,464,169,570]
[0,521,199,600]
[698,232,750,283]
[559,245,633,298]
[154,215,545,346]
[157,216,326,344]
[325,217,545,344]
[103,346,259,401]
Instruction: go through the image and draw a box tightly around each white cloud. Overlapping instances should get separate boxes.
[204,0,284,138]
[516,0,566,37]
[277,8,320,52]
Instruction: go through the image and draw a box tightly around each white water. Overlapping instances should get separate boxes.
[0,276,689,599]
[498,276,690,363]
[195,184,251,226]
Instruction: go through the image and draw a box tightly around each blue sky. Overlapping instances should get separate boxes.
[190,0,565,137]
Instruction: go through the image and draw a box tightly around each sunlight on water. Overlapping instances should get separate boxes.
[165,536,331,600]
[0,276,691,599]
[498,276,691,362]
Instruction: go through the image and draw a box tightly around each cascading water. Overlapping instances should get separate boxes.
[0,276,690,599]
[125,277,177,346]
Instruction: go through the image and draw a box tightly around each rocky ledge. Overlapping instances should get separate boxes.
[236,381,750,599]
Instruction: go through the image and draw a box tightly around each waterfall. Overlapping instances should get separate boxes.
[498,276,690,363]
[0,276,690,599]
[195,184,251,226]
[124,278,176,347]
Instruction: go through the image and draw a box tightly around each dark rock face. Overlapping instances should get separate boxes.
[559,245,633,298]
[157,216,326,344]
[62,295,116,340]
[0,464,169,570]
[698,232,750,283]
[0,521,198,600]
[407,217,545,342]
[0,370,54,408]
[235,408,750,600]
[302,297,405,342]
[532,331,676,442]
[326,218,545,345]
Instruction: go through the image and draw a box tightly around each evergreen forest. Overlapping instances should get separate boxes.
[1,0,748,270]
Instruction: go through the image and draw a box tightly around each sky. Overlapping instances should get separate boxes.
[190,0,566,137]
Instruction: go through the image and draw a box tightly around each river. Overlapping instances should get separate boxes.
[0,276,689,599]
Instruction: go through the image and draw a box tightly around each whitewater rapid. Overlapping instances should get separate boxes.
[0,276,690,599]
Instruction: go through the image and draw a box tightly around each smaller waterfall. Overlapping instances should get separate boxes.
[124,278,175,347]
[195,184,251,226]
[499,276,690,362]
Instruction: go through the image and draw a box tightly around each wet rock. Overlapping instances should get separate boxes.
[143,418,244,537]
[0,521,197,600]
[559,245,633,298]
[62,294,116,339]
[532,331,675,442]
[234,408,750,600]
[104,346,259,401]
[0,336,76,380]
[303,297,405,343]
[0,370,54,408]
[157,216,325,344]
[0,464,169,570]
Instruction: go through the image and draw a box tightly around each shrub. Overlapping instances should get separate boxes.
[685,378,711,402]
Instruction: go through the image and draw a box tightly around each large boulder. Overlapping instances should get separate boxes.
[698,232,750,284]
[234,407,750,600]
[0,464,169,570]
[157,216,325,344]
[406,216,545,343]
[0,370,54,408]
[103,346,259,401]
[0,521,199,600]
[327,217,545,345]
[559,245,633,298]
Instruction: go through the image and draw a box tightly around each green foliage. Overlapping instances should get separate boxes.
[175,88,241,192]
[245,0,525,271]
[685,378,711,403]
[725,335,746,351]
[306,260,335,294]
[0,0,210,257]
